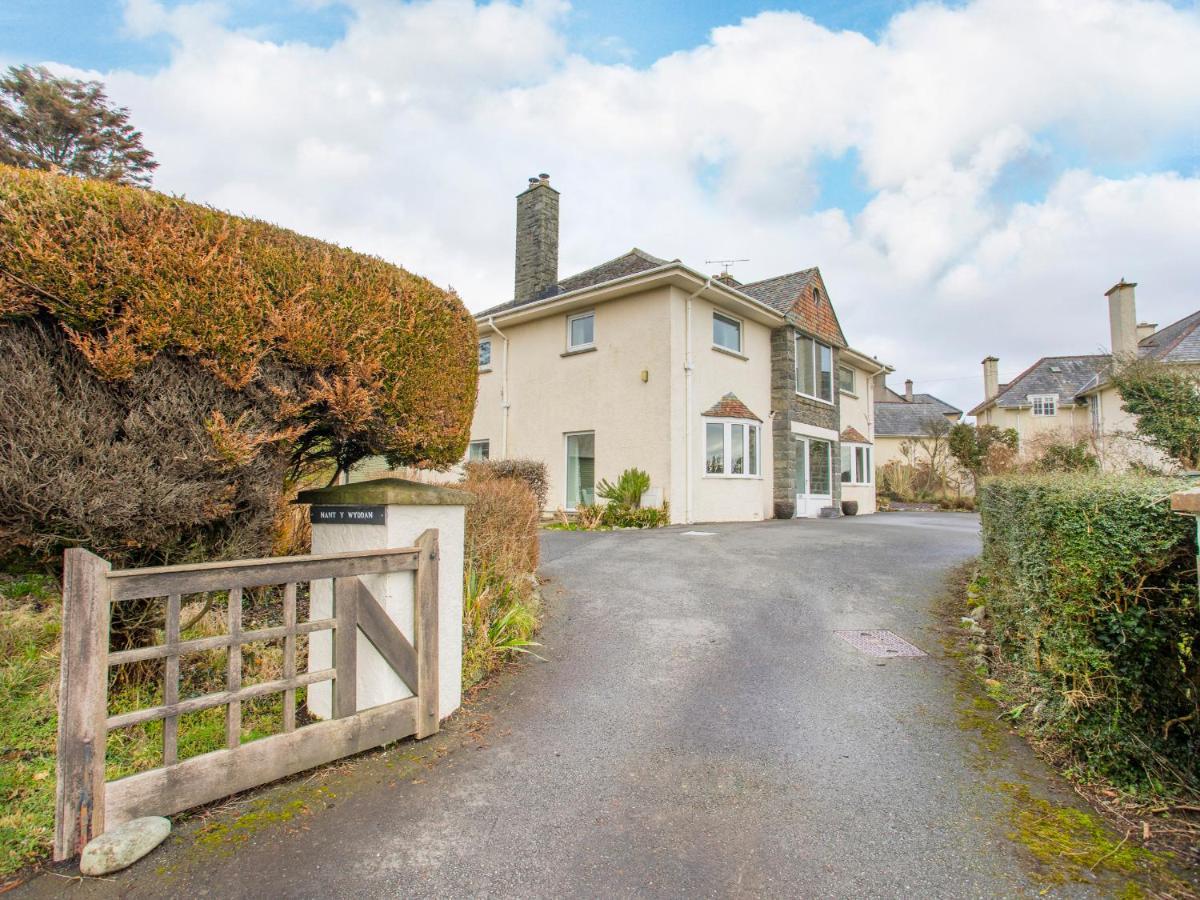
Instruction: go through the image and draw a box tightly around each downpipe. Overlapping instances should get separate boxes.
[487,315,511,457]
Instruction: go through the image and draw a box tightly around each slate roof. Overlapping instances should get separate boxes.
[476,248,670,318]
[1138,308,1200,364]
[738,269,847,348]
[701,392,762,422]
[875,399,963,437]
[981,355,1109,411]
[880,387,961,415]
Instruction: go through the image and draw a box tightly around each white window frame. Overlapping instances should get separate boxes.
[564,430,595,510]
[795,334,834,405]
[566,310,595,352]
[1029,394,1058,417]
[703,418,762,479]
[840,442,873,485]
[1090,396,1100,434]
[712,310,744,355]
[467,439,490,461]
[838,365,856,395]
[478,339,492,370]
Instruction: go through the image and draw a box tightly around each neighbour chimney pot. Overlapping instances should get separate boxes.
[982,356,999,402]
[904,379,913,402]
[1105,280,1138,363]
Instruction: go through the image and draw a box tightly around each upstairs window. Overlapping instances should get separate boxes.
[796,335,833,403]
[567,311,595,351]
[478,339,492,369]
[1030,394,1058,417]
[712,311,743,354]
[838,365,855,394]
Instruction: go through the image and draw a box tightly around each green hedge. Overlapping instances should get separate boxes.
[977,474,1198,792]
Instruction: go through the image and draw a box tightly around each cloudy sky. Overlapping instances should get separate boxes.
[4,0,1199,412]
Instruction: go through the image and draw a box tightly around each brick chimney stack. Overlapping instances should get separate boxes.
[982,356,999,401]
[1105,280,1138,363]
[904,379,914,402]
[514,173,559,303]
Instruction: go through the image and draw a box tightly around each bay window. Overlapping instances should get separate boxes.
[840,443,872,485]
[705,419,761,477]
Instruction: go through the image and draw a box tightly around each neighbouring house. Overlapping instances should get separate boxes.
[969,280,1200,470]
[873,378,963,469]
[468,174,891,522]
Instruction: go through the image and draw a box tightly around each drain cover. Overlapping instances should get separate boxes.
[834,630,926,657]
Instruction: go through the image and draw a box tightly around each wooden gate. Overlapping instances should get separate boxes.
[54,530,439,861]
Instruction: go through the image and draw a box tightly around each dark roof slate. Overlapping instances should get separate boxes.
[738,268,847,347]
[875,400,963,437]
[987,355,1108,409]
[1139,309,1200,364]
[476,248,669,318]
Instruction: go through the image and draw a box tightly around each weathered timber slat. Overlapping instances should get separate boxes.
[415,529,440,739]
[106,618,335,666]
[104,697,419,828]
[334,577,358,718]
[105,669,335,730]
[53,548,112,861]
[283,582,297,733]
[355,583,419,695]
[163,593,181,766]
[107,547,419,600]
[226,588,242,749]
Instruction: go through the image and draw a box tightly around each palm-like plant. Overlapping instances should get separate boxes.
[596,467,651,509]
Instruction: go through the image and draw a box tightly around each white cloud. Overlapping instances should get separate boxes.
[46,0,1200,411]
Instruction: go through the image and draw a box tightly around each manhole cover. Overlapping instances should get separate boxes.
[834,630,926,657]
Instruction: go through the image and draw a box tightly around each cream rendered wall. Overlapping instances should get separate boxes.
[874,436,911,469]
[471,287,675,514]
[679,291,775,524]
[838,360,878,515]
[1090,385,1171,471]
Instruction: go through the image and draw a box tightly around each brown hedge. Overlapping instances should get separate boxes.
[0,166,476,569]
[0,166,477,474]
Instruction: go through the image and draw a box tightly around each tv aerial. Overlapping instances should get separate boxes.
[705,258,749,275]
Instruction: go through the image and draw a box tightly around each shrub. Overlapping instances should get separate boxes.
[0,166,476,568]
[1111,358,1200,470]
[600,502,670,528]
[460,469,541,687]
[1034,438,1099,473]
[462,458,548,510]
[976,473,1198,793]
[596,468,651,508]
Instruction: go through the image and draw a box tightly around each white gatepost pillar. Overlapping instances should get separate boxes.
[296,478,470,724]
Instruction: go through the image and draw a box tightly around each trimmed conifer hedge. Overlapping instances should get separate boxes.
[0,166,477,567]
[977,474,1199,792]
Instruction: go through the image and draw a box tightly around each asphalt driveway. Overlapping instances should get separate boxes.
[26,513,1124,898]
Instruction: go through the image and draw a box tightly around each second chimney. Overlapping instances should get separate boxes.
[1105,280,1138,363]
[982,356,999,401]
[904,379,914,402]
[514,173,559,303]
[1137,322,1157,343]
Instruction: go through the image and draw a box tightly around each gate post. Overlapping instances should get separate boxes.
[54,548,112,861]
[298,478,470,726]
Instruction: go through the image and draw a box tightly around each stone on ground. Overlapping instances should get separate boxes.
[80,817,171,876]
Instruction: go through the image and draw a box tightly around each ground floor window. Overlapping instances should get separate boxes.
[705,420,761,477]
[468,439,490,461]
[840,443,872,484]
[565,431,595,508]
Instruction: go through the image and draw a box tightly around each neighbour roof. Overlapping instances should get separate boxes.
[879,387,961,415]
[875,400,962,437]
[1138,308,1200,364]
[476,248,670,318]
[701,392,762,422]
[840,426,868,443]
[738,268,847,348]
[982,355,1109,411]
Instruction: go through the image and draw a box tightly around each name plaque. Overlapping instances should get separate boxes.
[309,505,386,525]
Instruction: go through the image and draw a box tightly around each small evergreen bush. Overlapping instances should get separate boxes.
[977,473,1198,793]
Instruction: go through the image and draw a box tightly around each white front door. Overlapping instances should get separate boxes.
[794,436,832,518]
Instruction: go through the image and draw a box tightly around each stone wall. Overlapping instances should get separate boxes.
[770,324,843,518]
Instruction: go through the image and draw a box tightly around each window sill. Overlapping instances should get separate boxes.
[702,474,763,480]
[711,345,748,361]
[478,367,493,374]
[561,346,597,358]
[839,389,858,398]
[795,392,835,407]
